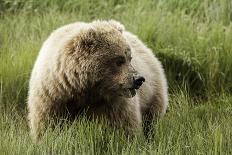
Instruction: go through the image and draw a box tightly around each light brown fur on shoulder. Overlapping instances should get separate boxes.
[27,20,168,142]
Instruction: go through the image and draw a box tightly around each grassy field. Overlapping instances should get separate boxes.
[0,0,232,154]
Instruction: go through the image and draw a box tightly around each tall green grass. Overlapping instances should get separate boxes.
[1,93,232,154]
[0,0,232,154]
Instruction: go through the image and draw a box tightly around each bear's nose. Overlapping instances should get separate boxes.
[133,76,145,89]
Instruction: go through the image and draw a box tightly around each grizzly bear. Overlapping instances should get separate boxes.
[27,20,168,142]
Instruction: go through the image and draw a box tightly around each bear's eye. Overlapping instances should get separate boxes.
[115,57,126,67]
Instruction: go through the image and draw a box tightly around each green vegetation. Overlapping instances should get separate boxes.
[0,0,232,154]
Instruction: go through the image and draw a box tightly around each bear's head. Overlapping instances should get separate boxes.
[67,20,145,99]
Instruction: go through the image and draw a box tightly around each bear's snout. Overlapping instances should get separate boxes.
[133,75,145,89]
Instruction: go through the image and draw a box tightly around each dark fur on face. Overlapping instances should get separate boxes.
[77,22,142,99]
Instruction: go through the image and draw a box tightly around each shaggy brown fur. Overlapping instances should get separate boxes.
[27,20,168,142]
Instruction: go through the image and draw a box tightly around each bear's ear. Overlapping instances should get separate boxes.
[79,28,97,50]
[108,20,125,33]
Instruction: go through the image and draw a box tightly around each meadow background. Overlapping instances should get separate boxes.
[0,0,232,154]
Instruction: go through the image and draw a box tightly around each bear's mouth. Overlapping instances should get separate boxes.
[128,88,136,97]
[122,88,136,98]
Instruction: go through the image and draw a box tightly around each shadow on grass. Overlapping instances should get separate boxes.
[157,52,206,99]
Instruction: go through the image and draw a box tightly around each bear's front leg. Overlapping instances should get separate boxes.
[107,98,142,136]
[86,98,142,137]
[28,95,62,142]
[28,99,48,142]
